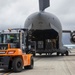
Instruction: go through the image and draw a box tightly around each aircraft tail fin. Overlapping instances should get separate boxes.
[39,0,50,11]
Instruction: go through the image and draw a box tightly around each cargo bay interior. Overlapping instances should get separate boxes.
[27,29,59,54]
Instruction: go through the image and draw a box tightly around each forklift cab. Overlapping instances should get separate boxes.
[0,29,28,52]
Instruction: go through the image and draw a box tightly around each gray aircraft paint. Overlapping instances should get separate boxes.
[39,0,50,11]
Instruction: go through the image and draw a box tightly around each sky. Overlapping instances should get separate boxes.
[0,0,75,44]
[0,0,75,30]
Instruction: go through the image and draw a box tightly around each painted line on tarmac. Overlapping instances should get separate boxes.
[3,72,11,75]
[0,71,11,75]
[3,72,10,75]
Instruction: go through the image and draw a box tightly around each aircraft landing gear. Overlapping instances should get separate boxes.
[61,51,69,56]
[57,52,60,56]
[61,53,64,56]
[65,51,69,56]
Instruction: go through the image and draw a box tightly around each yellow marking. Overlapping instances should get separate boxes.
[3,72,10,75]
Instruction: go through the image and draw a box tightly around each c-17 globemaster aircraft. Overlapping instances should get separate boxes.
[24,0,71,56]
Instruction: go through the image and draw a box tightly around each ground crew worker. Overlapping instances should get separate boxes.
[52,39,56,49]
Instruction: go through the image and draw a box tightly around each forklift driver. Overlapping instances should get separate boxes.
[10,36,14,43]
[6,35,14,43]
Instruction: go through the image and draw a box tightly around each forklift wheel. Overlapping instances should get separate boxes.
[65,51,69,56]
[61,53,64,56]
[25,57,34,69]
[12,57,23,72]
[57,52,60,56]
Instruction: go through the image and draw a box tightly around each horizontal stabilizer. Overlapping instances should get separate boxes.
[62,30,71,33]
[39,0,50,11]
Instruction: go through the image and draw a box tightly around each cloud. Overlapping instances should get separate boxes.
[46,0,75,28]
[0,0,75,30]
[0,0,38,30]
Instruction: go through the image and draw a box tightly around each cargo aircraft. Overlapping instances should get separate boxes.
[24,0,75,56]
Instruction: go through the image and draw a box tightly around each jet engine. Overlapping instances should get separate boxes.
[70,31,75,43]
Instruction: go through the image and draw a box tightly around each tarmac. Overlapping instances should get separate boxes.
[0,49,75,75]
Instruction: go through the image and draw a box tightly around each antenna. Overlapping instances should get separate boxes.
[39,0,50,11]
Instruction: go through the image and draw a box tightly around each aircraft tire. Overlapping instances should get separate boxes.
[57,52,60,56]
[65,51,69,56]
[33,53,36,56]
[61,53,64,56]
[39,53,42,55]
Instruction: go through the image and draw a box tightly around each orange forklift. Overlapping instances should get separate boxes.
[0,28,34,72]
